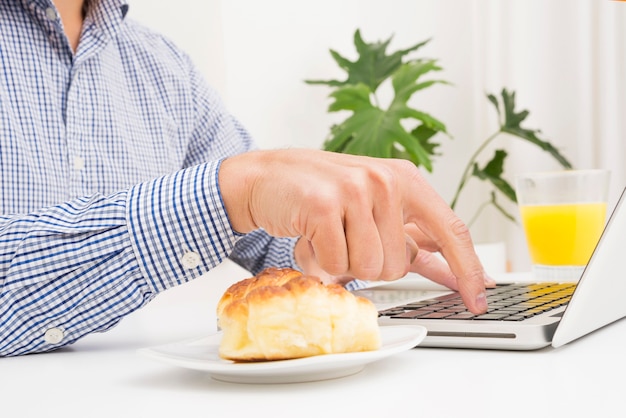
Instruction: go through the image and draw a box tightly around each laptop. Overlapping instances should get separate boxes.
[353,186,626,350]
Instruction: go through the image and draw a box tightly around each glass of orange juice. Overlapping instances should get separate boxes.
[516,169,610,282]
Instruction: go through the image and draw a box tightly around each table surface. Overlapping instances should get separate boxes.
[3,261,624,418]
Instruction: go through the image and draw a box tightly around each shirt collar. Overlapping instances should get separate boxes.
[86,0,130,36]
[19,0,130,62]
[19,0,129,27]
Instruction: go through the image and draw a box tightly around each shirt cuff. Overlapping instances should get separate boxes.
[126,161,238,293]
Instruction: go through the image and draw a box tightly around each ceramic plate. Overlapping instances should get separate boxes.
[138,325,426,384]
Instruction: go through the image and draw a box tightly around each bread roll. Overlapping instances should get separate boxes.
[217,267,381,361]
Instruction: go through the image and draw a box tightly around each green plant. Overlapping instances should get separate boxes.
[305,29,449,172]
[306,29,573,227]
[450,88,573,227]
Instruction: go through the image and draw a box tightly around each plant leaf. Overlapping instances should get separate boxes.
[487,93,501,124]
[322,60,448,171]
[471,149,517,203]
[305,29,430,93]
[326,83,373,112]
[410,125,441,156]
[392,60,447,102]
[493,89,573,169]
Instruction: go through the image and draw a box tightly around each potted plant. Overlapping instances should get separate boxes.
[449,88,573,227]
[305,29,573,229]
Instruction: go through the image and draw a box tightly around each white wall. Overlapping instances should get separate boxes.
[127,0,626,272]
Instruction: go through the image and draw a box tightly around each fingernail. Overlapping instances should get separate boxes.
[476,292,488,312]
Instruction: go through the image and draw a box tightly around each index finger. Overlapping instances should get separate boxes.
[401,165,488,314]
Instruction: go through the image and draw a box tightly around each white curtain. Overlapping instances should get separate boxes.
[469,0,626,270]
[130,0,625,272]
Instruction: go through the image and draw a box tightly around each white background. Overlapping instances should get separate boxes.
[127,0,626,272]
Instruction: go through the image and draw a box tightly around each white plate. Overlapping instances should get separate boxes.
[138,325,426,384]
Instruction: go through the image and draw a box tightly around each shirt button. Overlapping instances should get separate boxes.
[45,7,57,21]
[73,156,85,170]
[181,251,201,269]
[44,327,64,344]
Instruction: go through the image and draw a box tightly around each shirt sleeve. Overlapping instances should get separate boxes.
[0,162,238,356]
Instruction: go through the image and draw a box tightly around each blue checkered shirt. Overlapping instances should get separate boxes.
[0,0,299,356]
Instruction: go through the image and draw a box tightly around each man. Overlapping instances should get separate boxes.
[0,0,491,356]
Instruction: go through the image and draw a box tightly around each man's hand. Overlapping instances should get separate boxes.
[219,149,489,314]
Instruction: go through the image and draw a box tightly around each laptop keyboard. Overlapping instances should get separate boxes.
[379,282,576,321]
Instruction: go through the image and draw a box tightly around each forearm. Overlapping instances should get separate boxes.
[0,162,238,356]
[0,193,147,355]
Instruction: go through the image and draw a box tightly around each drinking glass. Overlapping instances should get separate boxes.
[516,169,610,281]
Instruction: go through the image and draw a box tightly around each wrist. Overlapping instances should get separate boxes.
[218,153,259,234]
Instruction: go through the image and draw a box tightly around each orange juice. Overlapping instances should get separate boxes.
[519,202,607,266]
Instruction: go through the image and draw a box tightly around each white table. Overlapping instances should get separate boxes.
[3,261,624,418]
